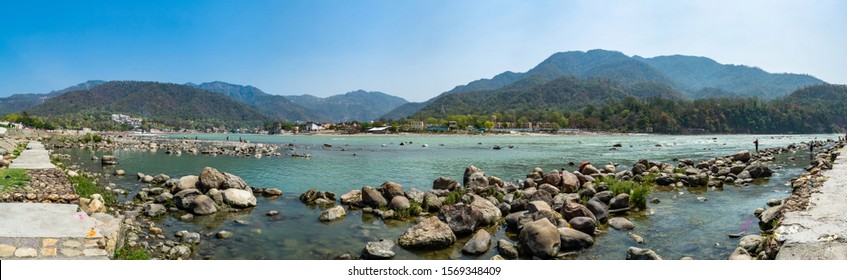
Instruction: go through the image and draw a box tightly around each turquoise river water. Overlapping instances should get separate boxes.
[61,133,836,260]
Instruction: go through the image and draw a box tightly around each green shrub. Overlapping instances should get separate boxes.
[80,133,103,143]
[395,200,423,218]
[598,176,653,210]
[443,189,465,205]
[69,175,115,205]
[115,246,150,260]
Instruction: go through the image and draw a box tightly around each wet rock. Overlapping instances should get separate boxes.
[766,199,782,207]
[462,229,492,255]
[169,245,191,259]
[728,247,753,260]
[586,199,609,224]
[215,230,233,239]
[114,169,126,176]
[609,193,630,211]
[560,202,596,222]
[141,175,154,183]
[440,204,483,235]
[180,214,193,221]
[144,204,166,217]
[361,186,387,208]
[180,232,201,244]
[559,227,594,251]
[101,155,119,165]
[222,188,257,208]
[173,189,202,209]
[340,190,362,204]
[398,216,456,249]
[518,219,560,259]
[497,239,519,260]
[152,174,170,185]
[300,188,336,204]
[628,232,645,243]
[433,177,459,191]
[379,181,405,200]
[319,205,347,222]
[266,210,279,216]
[744,162,773,178]
[390,196,411,210]
[190,195,218,215]
[363,239,395,259]
[568,216,596,236]
[608,217,635,230]
[626,247,662,260]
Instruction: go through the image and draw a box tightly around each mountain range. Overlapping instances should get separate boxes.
[1,49,833,130]
[380,49,824,119]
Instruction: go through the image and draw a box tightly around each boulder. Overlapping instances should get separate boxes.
[759,206,782,230]
[440,204,483,235]
[379,181,405,200]
[470,195,502,226]
[730,164,746,175]
[340,190,362,204]
[361,186,387,208]
[631,163,647,175]
[222,188,257,208]
[423,192,442,212]
[221,173,248,190]
[568,216,596,236]
[539,184,560,196]
[144,203,166,217]
[319,205,347,222]
[527,201,552,214]
[299,188,336,204]
[559,227,594,251]
[362,239,395,259]
[581,164,599,176]
[593,191,614,204]
[497,239,519,260]
[608,217,635,230]
[433,177,459,191]
[728,247,753,260]
[586,199,609,224]
[744,162,773,178]
[389,196,411,210]
[542,171,562,187]
[173,189,202,209]
[466,172,488,189]
[190,195,218,215]
[505,211,530,230]
[732,150,752,162]
[626,247,663,260]
[560,202,596,222]
[463,165,483,187]
[609,193,630,211]
[198,167,226,192]
[152,174,170,185]
[398,217,456,249]
[517,219,560,259]
[405,188,425,204]
[603,164,616,174]
[462,229,492,255]
[739,235,764,255]
[114,169,126,176]
[175,176,198,192]
[141,175,154,183]
[560,171,580,193]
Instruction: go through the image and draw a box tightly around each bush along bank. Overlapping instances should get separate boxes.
[729,139,844,260]
[297,142,818,260]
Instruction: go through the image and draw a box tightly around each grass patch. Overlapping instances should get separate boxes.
[69,175,116,205]
[394,200,423,218]
[674,168,686,174]
[114,246,150,260]
[443,189,466,205]
[597,176,654,210]
[0,168,30,192]
[11,142,26,158]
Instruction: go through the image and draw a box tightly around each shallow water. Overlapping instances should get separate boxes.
[61,133,836,259]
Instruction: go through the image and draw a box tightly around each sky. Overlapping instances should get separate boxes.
[1,0,845,101]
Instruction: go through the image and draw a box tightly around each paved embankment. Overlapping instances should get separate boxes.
[9,141,56,169]
[1,141,122,260]
[776,145,847,260]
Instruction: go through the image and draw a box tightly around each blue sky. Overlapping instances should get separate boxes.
[1,0,845,101]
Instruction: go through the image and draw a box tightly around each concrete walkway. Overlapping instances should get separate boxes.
[776,145,847,260]
[9,141,56,169]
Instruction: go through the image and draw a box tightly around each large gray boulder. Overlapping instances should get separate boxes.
[198,167,226,192]
[222,188,257,208]
[739,235,764,255]
[517,219,560,259]
[319,205,347,222]
[560,171,580,193]
[433,177,460,191]
[173,189,202,209]
[190,195,218,215]
[568,216,596,236]
[610,193,630,211]
[586,198,609,223]
[390,196,411,210]
[361,186,387,208]
[398,217,456,249]
[176,175,199,192]
[559,227,594,251]
[732,150,752,162]
[221,172,248,190]
[462,229,492,255]
[440,204,483,235]
[144,203,166,217]
[497,239,519,260]
[608,217,635,230]
[560,201,596,222]
[362,239,395,259]
[470,195,502,226]
[379,181,405,200]
[744,162,773,178]
[340,190,362,204]
[463,165,483,187]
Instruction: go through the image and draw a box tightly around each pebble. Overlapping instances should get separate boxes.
[216,230,234,239]
[266,211,279,216]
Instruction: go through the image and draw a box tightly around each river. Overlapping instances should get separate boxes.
[60,133,836,259]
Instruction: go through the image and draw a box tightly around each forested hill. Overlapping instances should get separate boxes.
[286,90,408,122]
[27,81,268,129]
[190,81,323,122]
[0,80,106,115]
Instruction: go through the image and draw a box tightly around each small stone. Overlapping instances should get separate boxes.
[216,230,234,239]
[180,214,194,221]
[608,217,636,230]
[266,210,279,216]
[0,244,15,257]
[15,247,38,258]
[697,197,707,202]
[150,227,163,235]
[728,233,742,238]
[628,232,645,243]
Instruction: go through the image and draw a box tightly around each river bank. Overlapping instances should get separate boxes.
[40,131,842,260]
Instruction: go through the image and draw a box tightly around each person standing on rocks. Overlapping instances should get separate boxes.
[754,139,759,153]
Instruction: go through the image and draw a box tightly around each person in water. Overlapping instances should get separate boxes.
[754,139,759,153]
